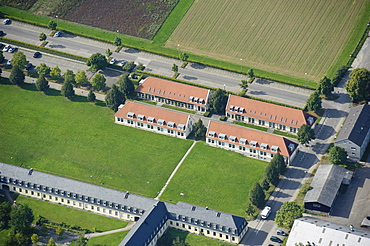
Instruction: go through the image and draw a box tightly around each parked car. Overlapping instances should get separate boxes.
[276,230,288,236]
[118,60,127,66]
[109,58,117,65]
[270,236,283,243]
[25,63,32,70]
[261,206,271,219]
[3,44,11,52]
[54,31,62,37]
[3,19,10,25]
[0,30,4,36]
[6,59,11,66]
[33,52,41,58]
[9,47,17,53]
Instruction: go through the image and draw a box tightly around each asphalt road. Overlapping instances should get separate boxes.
[0,19,311,108]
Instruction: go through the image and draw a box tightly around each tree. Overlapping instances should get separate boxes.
[50,66,61,80]
[329,146,347,165]
[39,32,47,41]
[0,201,11,229]
[36,74,49,92]
[87,90,96,102]
[261,178,270,191]
[63,69,75,84]
[36,63,51,75]
[275,202,303,228]
[0,50,4,63]
[306,91,322,112]
[91,73,106,91]
[332,65,348,87]
[346,68,370,102]
[40,223,48,236]
[179,52,189,61]
[249,182,265,208]
[61,80,75,99]
[114,37,122,46]
[193,119,207,140]
[86,53,108,72]
[239,80,248,90]
[247,68,254,78]
[56,226,65,238]
[297,124,315,145]
[11,51,28,68]
[105,48,112,58]
[136,62,145,71]
[270,152,286,175]
[9,66,25,86]
[105,84,125,111]
[31,233,39,245]
[209,88,228,115]
[48,20,57,30]
[10,204,34,234]
[317,76,332,97]
[118,73,135,98]
[172,64,178,73]
[75,234,88,246]
[75,70,88,86]
[245,203,256,216]
[171,236,189,246]
[122,61,136,72]
[47,237,56,246]
[265,162,280,186]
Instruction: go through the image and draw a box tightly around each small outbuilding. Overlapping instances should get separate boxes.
[303,164,353,214]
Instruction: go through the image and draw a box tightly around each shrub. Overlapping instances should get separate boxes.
[203,111,211,117]
[219,115,227,121]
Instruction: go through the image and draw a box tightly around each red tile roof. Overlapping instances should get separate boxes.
[135,77,210,106]
[207,121,297,157]
[227,95,314,127]
[114,101,191,132]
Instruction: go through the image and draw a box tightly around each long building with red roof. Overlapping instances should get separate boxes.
[114,101,194,139]
[226,95,315,135]
[206,121,298,164]
[135,77,211,112]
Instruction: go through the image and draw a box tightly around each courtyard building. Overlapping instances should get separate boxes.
[226,95,315,134]
[135,77,211,112]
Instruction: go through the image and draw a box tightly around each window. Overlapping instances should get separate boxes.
[208,131,216,137]
[213,232,216,236]
[170,221,173,225]
[31,191,34,195]
[182,224,185,228]
[218,133,226,140]
[97,207,100,211]
[188,225,191,229]
[226,235,229,239]
[79,203,82,207]
[207,230,210,234]
[49,195,52,199]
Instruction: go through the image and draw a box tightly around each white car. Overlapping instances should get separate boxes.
[3,19,10,25]
[6,59,11,66]
[3,44,11,52]
[118,60,127,66]
[109,58,117,65]
[54,31,62,37]
[261,206,271,219]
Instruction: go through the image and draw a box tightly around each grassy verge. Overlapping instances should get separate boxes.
[161,142,267,216]
[158,228,228,246]
[232,121,268,132]
[161,104,196,114]
[86,231,129,246]
[273,130,297,139]
[16,196,128,232]
[0,82,193,198]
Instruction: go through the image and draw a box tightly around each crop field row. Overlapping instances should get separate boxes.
[168,0,369,81]
[0,82,266,216]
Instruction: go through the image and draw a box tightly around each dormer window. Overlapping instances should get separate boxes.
[234,106,239,112]
[229,136,236,142]
[189,96,194,102]
[239,138,247,145]
[158,119,165,125]
[250,140,257,147]
[218,133,226,140]
[194,97,199,103]
[208,131,216,137]
[200,98,205,104]
[288,143,295,151]
[178,124,185,130]
[239,107,245,113]
[138,114,145,121]
[127,112,135,118]
[148,117,155,123]
[260,143,268,150]
[271,145,279,152]
[229,105,234,111]
[168,122,175,128]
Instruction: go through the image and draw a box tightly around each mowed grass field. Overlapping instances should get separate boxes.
[168,0,370,81]
[0,82,193,198]
[161,142,267,216]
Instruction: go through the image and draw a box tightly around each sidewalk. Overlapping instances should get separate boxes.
[85,222,135,239]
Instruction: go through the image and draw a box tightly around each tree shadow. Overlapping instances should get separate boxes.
[124,48,140,54]
[48,44,66,49]
[190,63,206,69]
[95,100,106,107]
[20,83,38,92]
[255,78,273,85]
[44,88,62,97]
[183,75,198,80]
[248,90,267,95]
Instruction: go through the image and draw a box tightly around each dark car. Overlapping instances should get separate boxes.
[9,47,17,53]
[25,63,32,70]
[270,236,283,243]
[0,30,4,36]
[33,52,41,58]
[276,230,288,236]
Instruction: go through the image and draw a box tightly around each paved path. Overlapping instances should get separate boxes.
[155,140,197,200]
[85,222,136,239]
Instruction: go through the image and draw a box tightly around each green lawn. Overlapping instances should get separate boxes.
[160,142,267,216]
[0,82,193,198]
[87,231,129,246]
[16,196,128,232]
[159,228,229,246]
